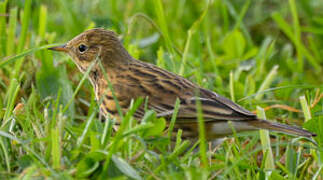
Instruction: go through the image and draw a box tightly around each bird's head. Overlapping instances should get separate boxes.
[49,28,131,73]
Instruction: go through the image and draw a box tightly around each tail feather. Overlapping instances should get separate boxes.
[248,119,316,138]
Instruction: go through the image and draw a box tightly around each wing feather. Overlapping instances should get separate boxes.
[153,95,256,122]
[127,60,256,122]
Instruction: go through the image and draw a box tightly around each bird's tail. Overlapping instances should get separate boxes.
[248,119,316,138]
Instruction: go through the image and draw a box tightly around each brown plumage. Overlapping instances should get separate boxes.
[49,28,316,140]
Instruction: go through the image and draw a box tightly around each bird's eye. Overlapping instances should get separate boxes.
[78,44,88,53]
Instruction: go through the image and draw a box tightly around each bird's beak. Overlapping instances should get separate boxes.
[48,44,68,52]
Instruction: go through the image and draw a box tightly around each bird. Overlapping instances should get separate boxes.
[49,28,316,140]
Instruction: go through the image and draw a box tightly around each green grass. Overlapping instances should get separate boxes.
[1,0,323,179]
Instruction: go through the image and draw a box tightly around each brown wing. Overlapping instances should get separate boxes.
[122,60,257,122]
[103,60,315,138]
[155,91,258,122]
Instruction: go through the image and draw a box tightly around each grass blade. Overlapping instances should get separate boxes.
[299,96,311,121]
[0,44,62,68]
[255,65,278,100]
[152,0,175,58]
[257,107,275,172]
[6,7,17,57]
[195,91,208,168]
[0,0,8,55]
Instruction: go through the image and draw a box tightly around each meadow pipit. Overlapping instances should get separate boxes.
[49,28,316,140]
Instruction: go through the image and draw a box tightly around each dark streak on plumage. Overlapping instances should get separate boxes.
[101,101,117,115]
[106,95,113,100]
[126,75,140,83]
[106,108,117,115]
[90,70,99,82]
[184,107,247,119]
[190,98,223,108]
[161,79,182,91]
[153,82,176,94]
[119,98,130,108]
[199,88,216,98]
[158,103,175,111]
[174,79,189,89]
[138,84,151,95]
[131,68,157,79]
[179,98,187,105]
[149,67,172,79]
[116,74,125,78]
